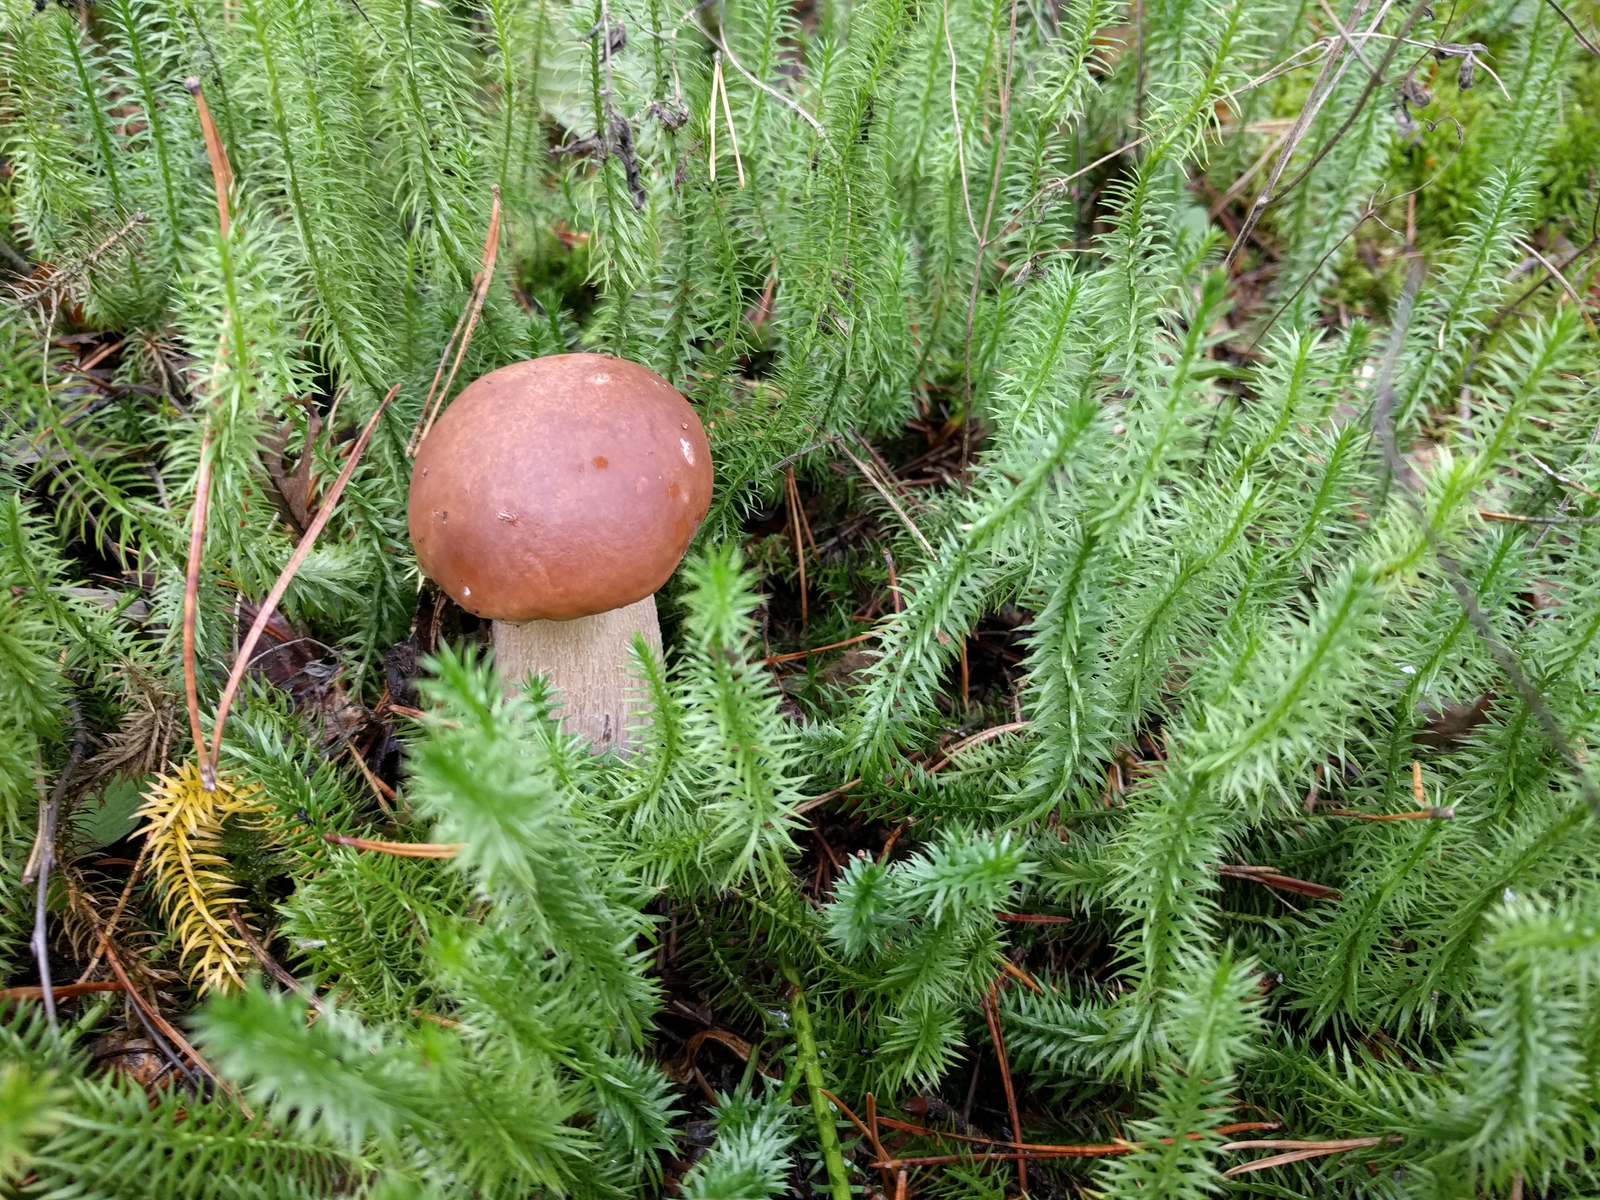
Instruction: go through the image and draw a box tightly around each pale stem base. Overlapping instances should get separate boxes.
[491,594,661,755]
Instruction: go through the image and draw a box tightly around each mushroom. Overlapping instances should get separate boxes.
[408,353,713,754]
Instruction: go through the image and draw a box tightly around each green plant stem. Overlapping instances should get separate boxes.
[782,963,851,1200]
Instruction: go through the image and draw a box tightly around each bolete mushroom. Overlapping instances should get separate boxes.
[408,353,712,753]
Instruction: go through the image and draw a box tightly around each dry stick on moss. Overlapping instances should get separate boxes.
[765,630,879,664]
[183,434,217,789]
[80,901,224,1090]
[1374,264,1600,823]
[926,720,1029,771]
[74,839,151,985]
[1220,0,1374,273]
[785,468,809,630]
[208,385,399,776]
[3,982,125,1002]
[323,831,464,858]
[1250,132,1468,350]
[687,15,826,139]
[185,78,232,236]
[782,964,852,1200]
[26,690,87,1033]
[227,902,323,1010]
[410,187,502,453]
[982,983,1027,1194]
[1267,0,1429,213]
[1221,1135,1398,1177]
[345,743,397,813]
[864,1094,893,1196]
[838,441,937,558]
[1479,509,1600,526]
[942,0,979,243]
[1540,0,1600,56]
[1510,236,1585,306]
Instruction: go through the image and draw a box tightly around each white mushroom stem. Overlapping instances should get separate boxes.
[491,595,661,755]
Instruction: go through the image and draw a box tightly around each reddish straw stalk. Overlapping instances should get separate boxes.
[205,386,399,785]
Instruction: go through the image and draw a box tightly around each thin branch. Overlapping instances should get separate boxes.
[346,743,397,813]
[688,16,825,137]
[765,630,880,664]
[983,983,1026,1194]
[1511,236,1584,306]
[792,778,864,815]
[210,385,399,773]
[28,690,87,1033]
[1222,0,1376,272]
[927,720,1030,771]
[1540,0,1600,56]
[184,433,216,789]
[1527,454,1600,499]
[411,190,502,453]
[227,903,323,1009]
[943,0,979,243]
[184,77,232,238]
[995,912,1072,924]
[1478,509,1600,526]
[75,839,150,985]
[1372,264,1600,822]
[1218,863,1340,899]
[1321,806,1456,821]
[1315,0,1377,70]
[1270,0,1428,207]
[785,468,808,629]
[1222,1135,1397,1176]
[4,981,124,1002]
[84,909,225,1091]
[960,0,1024,460]
[323,831,464,858]
[837,439,937,559]
[712,53,747,188]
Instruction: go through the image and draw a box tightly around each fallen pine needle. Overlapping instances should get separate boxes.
[323,832,463,859]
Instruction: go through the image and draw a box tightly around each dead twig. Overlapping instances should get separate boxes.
[1321,807,1455,821]
[323,831,463,858]
[786,468,809,629]
[1221,0,1376,272]
[962,0,1021,472]
[1374,263,1600,823]
[410,188,502,454]
[75,840,151,985]
[765,630,880,664]
[1511,236,1584,306]
[995,912,1071,924]
[209,385,399,775]
[982,983,1026,1194]
[926,721,1030,771]
[26,690,88,1033]
[184,77,232,237]
[1540,0,1600,57]
[3,981,125,1002]
[183,433,216,788]
[997,957,1044,994]
[346,743,396,813]
[1218,864,1340,900]
[838,440,937,559]
[1221,1135,1398,1177]
[1479,509,1600,526]
[687,16,826,138]
[227,903,323,1009]
[793,778,864,816]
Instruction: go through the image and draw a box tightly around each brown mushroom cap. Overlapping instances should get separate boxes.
[408,354,713,622]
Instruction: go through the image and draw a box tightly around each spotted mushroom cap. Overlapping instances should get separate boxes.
[408,354,713,622]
